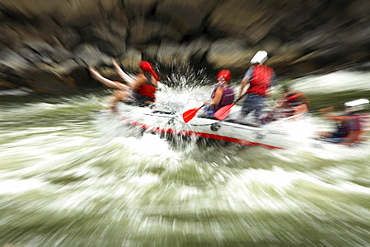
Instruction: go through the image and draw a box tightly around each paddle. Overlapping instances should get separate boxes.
[182,104,205,123]
[214,93,247,120]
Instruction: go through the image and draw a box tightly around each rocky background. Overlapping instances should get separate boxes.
[0,0,369,92]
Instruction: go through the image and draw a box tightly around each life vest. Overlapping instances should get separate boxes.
[247,65,273,96]
[137,74,157,101]
[210,85,235,111]
[333,121,351,138]
[333,113,361,138]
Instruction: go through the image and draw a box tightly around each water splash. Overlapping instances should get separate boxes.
[1,67,370,247]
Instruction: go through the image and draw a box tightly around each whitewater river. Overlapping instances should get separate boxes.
[1,69,370,247]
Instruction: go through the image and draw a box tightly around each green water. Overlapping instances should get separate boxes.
[1,70,370,247]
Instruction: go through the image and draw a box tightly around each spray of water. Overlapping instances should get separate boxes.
[1,65,370,246]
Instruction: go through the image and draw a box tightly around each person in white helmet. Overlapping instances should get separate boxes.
[238,51,277,125]
[318,99,370,145]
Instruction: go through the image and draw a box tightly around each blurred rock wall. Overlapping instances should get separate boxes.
[0,0,369,92]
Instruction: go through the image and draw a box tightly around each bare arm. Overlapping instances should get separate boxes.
[239,76,250,97]
[89,67,129,90]
[112,60,136,86]
[319,106,335,112]
[323,114,348,121]
[205,86,223,105]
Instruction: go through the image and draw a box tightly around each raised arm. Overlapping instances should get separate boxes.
[239,67,254,97]
[89,67,129,90]
[112,60,135,86]
[239,76,250,97]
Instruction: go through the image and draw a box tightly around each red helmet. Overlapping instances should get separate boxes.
[139,61,159,81]
[139,61,153,71]
[216,70,231,82]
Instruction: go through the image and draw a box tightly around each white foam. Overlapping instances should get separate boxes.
[0,179,46,194]
[292,70,370,94]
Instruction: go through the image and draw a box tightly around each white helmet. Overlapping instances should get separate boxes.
[344,98,369,112]
[250,50,268,64]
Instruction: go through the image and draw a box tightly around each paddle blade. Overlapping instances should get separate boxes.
[214,103,234,120]
[182,107,202,123]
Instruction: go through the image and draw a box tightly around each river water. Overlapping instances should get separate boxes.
[1,69,370,247]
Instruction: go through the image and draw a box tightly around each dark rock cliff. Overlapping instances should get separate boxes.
[0,0,369,92]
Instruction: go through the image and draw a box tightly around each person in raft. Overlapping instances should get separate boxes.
[202,69,235,117]
[238,50,277,125]
[318,99,370,145]
[261,84,310,123]
[89,60,159,111]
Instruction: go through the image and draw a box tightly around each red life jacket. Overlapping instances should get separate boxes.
[247,65,273,96]
[137,75,157,101]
